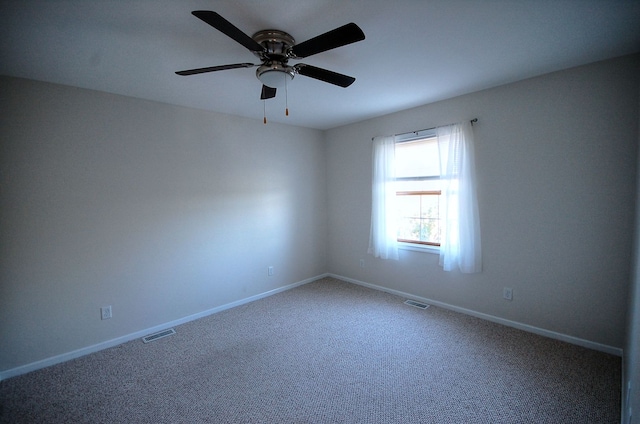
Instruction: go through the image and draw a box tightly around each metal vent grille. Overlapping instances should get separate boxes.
[404,299,430,310]
[142,328,176,343]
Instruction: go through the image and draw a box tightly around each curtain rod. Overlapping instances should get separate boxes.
[372,118,478,141]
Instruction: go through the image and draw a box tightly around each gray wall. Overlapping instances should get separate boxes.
[2,54,639,382]
[624,84,640,424]
[0,76,328,373]
[326,55,639,350]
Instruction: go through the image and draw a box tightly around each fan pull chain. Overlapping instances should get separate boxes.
[285,74,289,117]
[263,99,267,124]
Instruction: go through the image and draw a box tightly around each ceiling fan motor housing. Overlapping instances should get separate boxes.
[253,30,296,88]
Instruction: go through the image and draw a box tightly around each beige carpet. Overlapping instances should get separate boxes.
[0,277,621,423]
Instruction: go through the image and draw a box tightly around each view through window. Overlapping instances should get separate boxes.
[395,135,441,246]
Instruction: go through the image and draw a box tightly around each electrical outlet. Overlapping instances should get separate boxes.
[101,305,112,320]
[503,287,513,301]
[268,266,274,277]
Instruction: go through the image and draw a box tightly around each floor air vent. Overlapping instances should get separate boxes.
[142,328,176,343]
[404,299,430,310]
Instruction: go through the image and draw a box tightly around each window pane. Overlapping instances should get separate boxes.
[397,195,421,219]
[398,217,422,241]
[421,194,439,218]
[396,193,441,245]
[395,138,440,178]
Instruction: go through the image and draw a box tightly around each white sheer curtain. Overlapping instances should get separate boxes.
[437,122,482,273]
[367,135,399,260]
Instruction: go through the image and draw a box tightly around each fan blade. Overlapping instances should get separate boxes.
[192,11,264,53]
[290,23,365,58]
[295,64,356,87]
[176,63,255,76]
[260,85,277,100]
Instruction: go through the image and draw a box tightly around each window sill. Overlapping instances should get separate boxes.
[398,242,440,255]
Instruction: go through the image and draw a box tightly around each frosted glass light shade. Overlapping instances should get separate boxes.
[258,69,294,89]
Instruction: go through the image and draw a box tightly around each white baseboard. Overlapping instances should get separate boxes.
[0,274,327,381]
[1,272,620,381]
[329,273,624,357]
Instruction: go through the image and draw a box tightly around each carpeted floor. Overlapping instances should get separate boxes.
[0,277,621,423]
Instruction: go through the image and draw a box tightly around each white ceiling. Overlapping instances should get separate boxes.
[1,0,639,130]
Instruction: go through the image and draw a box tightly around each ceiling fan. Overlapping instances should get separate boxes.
[176,11,366,101]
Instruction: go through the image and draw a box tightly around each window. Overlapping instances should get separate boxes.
[368,121,481,273]
[395,134,442,247]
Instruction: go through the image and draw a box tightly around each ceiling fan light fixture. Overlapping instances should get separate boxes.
[257,63,295,88]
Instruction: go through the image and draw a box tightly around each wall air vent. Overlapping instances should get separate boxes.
[404,299,430,310]
[142,328,176,343]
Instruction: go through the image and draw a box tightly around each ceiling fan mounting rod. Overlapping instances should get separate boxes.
[252,29,295,62]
